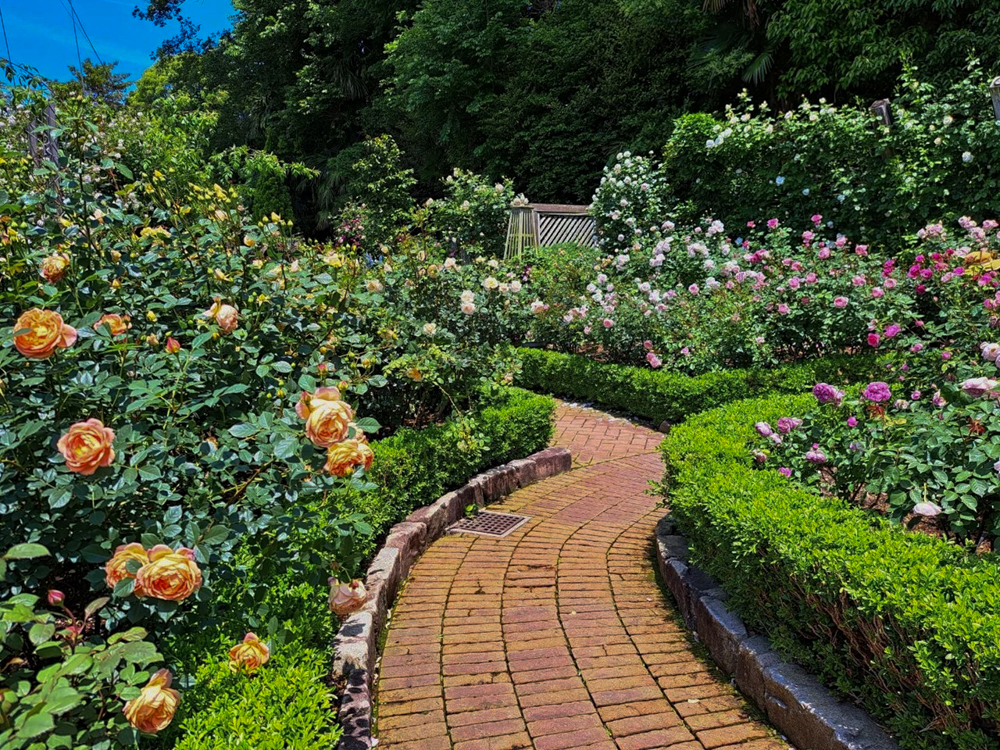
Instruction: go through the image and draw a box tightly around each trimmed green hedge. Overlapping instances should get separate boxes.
[659,395,1000,749]
[516,349,882,425]
[353,386,556,537]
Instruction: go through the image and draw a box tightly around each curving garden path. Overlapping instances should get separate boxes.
[375,403,789,750]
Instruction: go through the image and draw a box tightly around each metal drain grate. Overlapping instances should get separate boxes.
[449,511,530,538]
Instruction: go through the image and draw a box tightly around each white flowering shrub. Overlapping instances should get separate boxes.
[661,62,1000,248]
[590,151,672,255]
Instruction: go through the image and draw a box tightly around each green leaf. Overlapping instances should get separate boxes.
[271,361,293,373]
[138,465,162,481]
[201,525,229,544]
[29,622,56,647]
[16,711,54,739]
[5,544,51,560]
[274,436,299,460]
[47,488,72,510]
[113,578,136,598]
[354,417,382,433]
[117,163,133,180]
[85,597,110,619]
[229,423,260,438]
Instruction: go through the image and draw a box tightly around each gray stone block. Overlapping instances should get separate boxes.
[762,662,898,750]
[337,667,373,750]
[662,558,695,628]
[734,635,781,706]
[406,494,454,542]
[384,521,427,573]
[481,465,519,500]
[508,458,539,488]
[332,611,374,676]
[531,447,572,477]
[660,534,689,562]
[693,595,747,674]
[463,476,487,508]
[656,514,676,536]
[363,546,402,629]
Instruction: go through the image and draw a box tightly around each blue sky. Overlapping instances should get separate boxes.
[1,0,234,83]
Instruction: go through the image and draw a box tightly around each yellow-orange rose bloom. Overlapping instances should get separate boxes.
[295,386,342,420]
[13,308,77,359]
[324,439,374,477]
[329,579,367,616]
[305,400,353,448]
[105,542,149,594]
[228,632,270,673]
[135,545,203,602]
[203,300,239,333]
[123,669,180,734]
[57,418,116,475]
[97,313,131,336]
[40,253,70,282]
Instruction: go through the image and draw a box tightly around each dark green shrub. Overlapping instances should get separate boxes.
[516,348,882,424]
[659,395,1000,749]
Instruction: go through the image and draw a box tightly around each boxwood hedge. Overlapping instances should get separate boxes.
[659,395,1000,749]
[516,348,882,425]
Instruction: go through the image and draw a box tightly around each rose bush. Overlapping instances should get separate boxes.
[0,66,536,749]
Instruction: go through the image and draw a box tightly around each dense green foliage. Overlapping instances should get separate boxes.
[356,387,555,540]
[0,70,549,749]
[516,348,881,425]
[659,395,1000,748]
[661,66,1000,248]
[131,0,1000,212]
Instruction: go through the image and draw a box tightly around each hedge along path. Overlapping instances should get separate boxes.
[375,402,790,750]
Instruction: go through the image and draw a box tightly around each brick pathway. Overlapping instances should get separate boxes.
[376,403,789,750]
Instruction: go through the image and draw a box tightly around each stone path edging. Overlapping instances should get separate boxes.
[332,446,573,750]
[655,515,899,750]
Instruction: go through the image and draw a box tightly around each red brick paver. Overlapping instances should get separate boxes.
[376,403,788,750]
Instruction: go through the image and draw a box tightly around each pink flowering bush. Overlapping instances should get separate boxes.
[753,323,1000,545]
[526,215,920,372]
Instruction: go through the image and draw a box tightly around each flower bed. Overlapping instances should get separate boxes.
[659,395,1000,749]
[0,76,547,749]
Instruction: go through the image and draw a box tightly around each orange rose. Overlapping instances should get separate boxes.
[305,400,353,448]
[105,542,149,594]
[40,253,70,282]
[294,386,342,420]
[57,418,116,475]
[228,632,270,673]
[203,300,239,333]
[123,669,180,734]
[13,308,77,359]
[135,545,203,602]
[324,438,374,477]
[164,337,181,354]
[97,313,131,336]
[329,579,367,616]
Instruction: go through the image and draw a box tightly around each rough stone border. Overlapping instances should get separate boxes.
[331,446,573,750]
[654,515,899,750]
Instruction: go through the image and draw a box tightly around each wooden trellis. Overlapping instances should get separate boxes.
[504,202,597,259]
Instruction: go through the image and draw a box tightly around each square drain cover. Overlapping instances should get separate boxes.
[449,511,530,538]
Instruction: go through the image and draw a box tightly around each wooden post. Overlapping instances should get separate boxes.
[504,202,536,260]
[870,99,892,127]
[990,77,1000,121]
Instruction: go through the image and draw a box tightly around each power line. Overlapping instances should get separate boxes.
[65,0,104,66]
[64,0,84,77]
[0,2,12,64]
